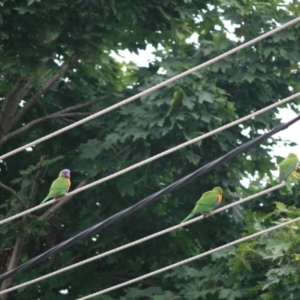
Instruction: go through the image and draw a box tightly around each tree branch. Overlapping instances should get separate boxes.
[28,156,47,207]
[0,113,82,145]
[116,145,131,158]
[0,79,33,137]
[0,182,27,210]
[0,95,110,145]
[54,94,110,114]
[62,118,76,124]
[8,52,80,133]
[38,180,86,220]
[48,33,61,44]
[0,237,25,299]
[58,112,92,117]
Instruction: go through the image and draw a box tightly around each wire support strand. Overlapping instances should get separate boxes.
[1,17,300,161]
[0,183,284,296]
[0,91,299,227]
[78,199,300,300]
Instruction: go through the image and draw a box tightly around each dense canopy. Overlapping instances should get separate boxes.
[1,0,300,299]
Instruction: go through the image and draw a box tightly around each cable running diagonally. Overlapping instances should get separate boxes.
[1,92,299,226]
[0,116,298,282]
[1,17,300,161]
[78,213,300,300]
[0,183,284,296]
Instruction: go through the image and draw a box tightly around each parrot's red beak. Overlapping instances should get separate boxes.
[66,173,70,178]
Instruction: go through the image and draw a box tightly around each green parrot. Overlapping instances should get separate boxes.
[278,153,300,194]
[40,169,71,204]
[181,187,223,223]
[165,87,186,117]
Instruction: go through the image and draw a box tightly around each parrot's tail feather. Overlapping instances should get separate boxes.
[285,178,293,194]
[40,196,50,204]
[180,213,195,224]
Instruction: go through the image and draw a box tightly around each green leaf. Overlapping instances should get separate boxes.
[198,91,214,103]
[185,150,201,165]
[219,288,242,300]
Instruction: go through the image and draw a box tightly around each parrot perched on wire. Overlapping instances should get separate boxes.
[165,87,186,117]
[40,169,71,204]
[278,153,300,194]
[181,187,223,223]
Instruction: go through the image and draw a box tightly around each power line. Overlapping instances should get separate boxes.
[0,183,284,297]
[78,207,300,300]
[0,116,298,282]
[0,7,298,299]
[1,92,299,226]
[45,92,300,197]
[1,17,300,161]
[0,199,57,226]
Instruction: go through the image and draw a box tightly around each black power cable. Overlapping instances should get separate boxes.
[0,115,299,282]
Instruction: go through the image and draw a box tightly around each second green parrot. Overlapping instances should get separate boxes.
[40,169,71,204]
[278,153,300,194]
[181,187,223,223]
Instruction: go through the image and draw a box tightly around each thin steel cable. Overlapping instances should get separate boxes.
[0,90,298,226]
[0,199,57,225]
[78,200,300,300]
[0,183,284,296]
[1,16,300,161]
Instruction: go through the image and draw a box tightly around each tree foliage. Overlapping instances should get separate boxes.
[0,0,300,299]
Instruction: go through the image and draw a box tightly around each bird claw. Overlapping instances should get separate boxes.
[202,212,210,218]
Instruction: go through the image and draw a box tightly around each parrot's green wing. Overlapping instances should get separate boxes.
[285,177,293,194]
[41,178,70,204]
[181,191,219,223]
[278,155,298,182]
[193,191,219,214]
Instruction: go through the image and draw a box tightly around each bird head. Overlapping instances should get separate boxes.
[60,169,71,178]
[212,187,222,194]
[288,153,298,159]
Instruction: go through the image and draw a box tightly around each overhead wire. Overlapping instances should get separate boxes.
[1,92,299,227]
[0,16,300,161]
[0,14,299,296]
[77,212,300,300]
[0,115,299,282]
[0,198,59,226]
[0,183,285,296]
[0,194,59,225]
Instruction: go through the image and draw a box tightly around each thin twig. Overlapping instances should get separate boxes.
[0,80,33,136]
[9,53,80,130]
[29,156,47,207]
[0,95,110,145]
[62,118,75,124]
[0,183,27,209]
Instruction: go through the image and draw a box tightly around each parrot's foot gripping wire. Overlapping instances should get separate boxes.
[202,212,210,218]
